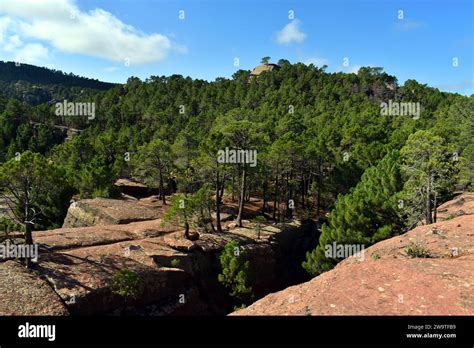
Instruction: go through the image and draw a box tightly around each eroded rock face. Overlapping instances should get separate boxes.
[1,211,317,315]
[1,194,323,316]
[38,249,191,315]
[62,198,167,228]
[232,200,474,316]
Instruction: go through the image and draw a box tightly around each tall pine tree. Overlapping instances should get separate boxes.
[303,150,405,276]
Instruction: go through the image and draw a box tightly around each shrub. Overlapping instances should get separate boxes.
[112,269,144,302]
[405,243,430,258]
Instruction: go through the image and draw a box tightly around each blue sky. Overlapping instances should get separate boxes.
[0,0,473,94]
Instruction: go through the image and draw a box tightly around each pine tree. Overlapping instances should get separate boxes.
[302,151,404,276]
[218,241,253,304]
[0,151,67,268]
[400,130,458,226]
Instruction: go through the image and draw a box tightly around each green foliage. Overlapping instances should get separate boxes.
[252,215,265,239]
[371,252,381,260]
[0,217,23,242]
[0,59,469,241]
[400,130,458,227]
[75,155,120,198]
[162,193,199,239]
[111,269,144,300]
[133,138,172,188]
[0,61,114,105]
[218,241,253,303]
[163,185,216,235]
[404,243,430,258]
[303,151,404,276]
[233,303,247,311]
[191,184,215,231]
[0,150,72,230]
[170,258,181,267]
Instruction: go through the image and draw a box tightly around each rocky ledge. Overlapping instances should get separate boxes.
[0,199,318,315]
[232,193,474,316]
[62,197,167,228]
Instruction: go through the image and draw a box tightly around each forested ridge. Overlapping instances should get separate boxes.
[0,61,116,105]
[0,60,472,275]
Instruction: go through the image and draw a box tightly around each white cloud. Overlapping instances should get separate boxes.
[302,57,328,67]
[276,20,306,45]
[13,43,50,65]
[0,0,185,65]
[0,17,13,44]
[3,34,22,51]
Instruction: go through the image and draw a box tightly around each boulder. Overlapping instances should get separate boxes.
[62,198,167,228]
[114,178,156,198]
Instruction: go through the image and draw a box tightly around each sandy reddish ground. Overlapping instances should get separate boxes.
[233,193,474,316]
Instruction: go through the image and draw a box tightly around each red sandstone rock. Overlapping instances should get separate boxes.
[62,197,168,228]
[436,192,474,221]
[233,196,474,316]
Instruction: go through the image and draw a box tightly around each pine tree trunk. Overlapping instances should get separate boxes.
[219,178,225,201]
[237,165,247,227]
[286,172,292,219]
[159,170,166,205]
[246,182,250,202]
[215,170,222,233]
[184,221,190,240]
[316,162,322,218]
[231,170,235,202]
[301,172,305,209]
[426,178,432,224]
[262,173,267,213]
[25,222,33,269]
[273,173,279,221]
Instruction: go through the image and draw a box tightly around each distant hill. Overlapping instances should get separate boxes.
[0,61,116,105]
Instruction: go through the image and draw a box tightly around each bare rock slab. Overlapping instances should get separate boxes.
[233,213,474,316]
[62,198,167,228]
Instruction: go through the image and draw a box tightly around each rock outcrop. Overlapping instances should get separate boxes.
[436,192,474,221]
[62,197,167,228]
[232,193,474,316]
[0,212,318,315]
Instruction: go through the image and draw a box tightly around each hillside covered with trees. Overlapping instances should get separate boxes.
[0,60,472,275]
[0,61,116,105]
